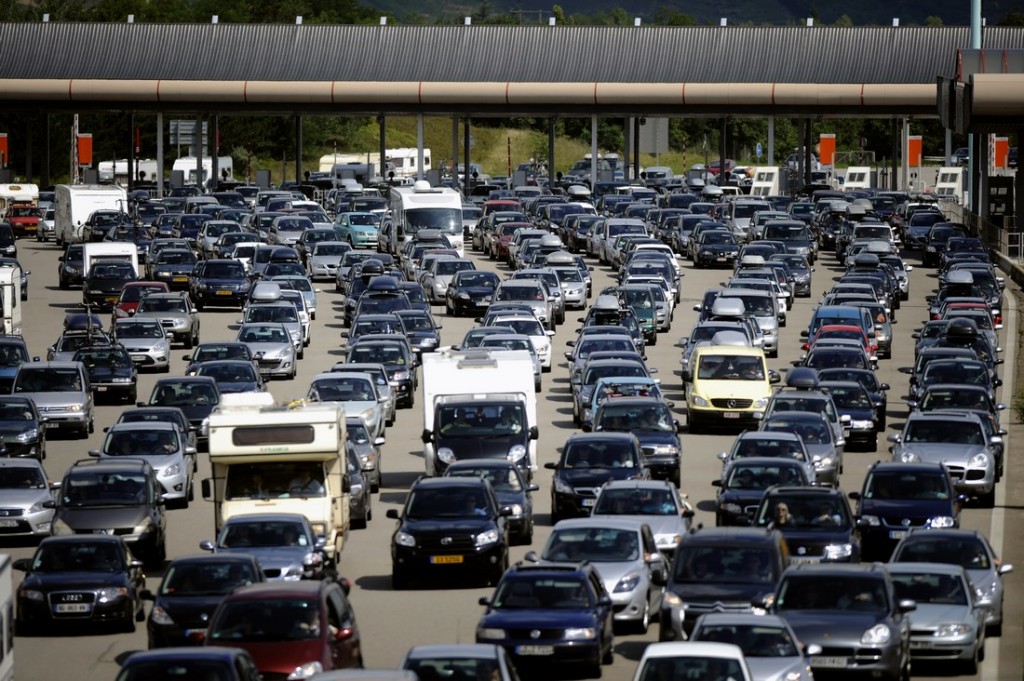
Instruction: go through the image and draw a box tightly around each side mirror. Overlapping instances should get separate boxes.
[897,599,917,614]
[385,509,400,520]
[199,539,215,552]
[544,462,557,470]
[529,426,539,440]
[421,429,432,444]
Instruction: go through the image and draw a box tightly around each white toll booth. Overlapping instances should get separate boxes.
[934,167,966,205]
[748,167,782,196]
[843,167,874,191]
[201,394,351,560]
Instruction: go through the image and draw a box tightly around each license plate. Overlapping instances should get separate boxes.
[716,257,727,262]
[516,645,554,656]
[54,603,91,614]
[216,290,232,295]
[0,520,17,528]
[723,412,740,419]
[131,354,146,362]
[430,555,463,564]
[96,386,107,392]
[173,276,188,282]
[106,296,118,303]
[44,422,60,429]
[910,641,933,649]
[889,530,908,540]
[812,657,850,669]
[582,498,595,507]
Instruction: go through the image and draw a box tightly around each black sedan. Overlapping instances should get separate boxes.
[146,247,198,290]
[693,229,739,269]
[445,270,500,317]
[445,458,539,545]
[14,535,146,634]
[546,432,649,522]
[142,552,265,648]
[74,344,139,404]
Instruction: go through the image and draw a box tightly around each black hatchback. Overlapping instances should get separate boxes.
[386,476,511,589]
[546,432,648,522]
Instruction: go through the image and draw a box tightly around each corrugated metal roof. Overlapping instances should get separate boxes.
[1,24,1022,84]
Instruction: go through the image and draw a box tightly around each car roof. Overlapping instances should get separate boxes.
[404,644,503,659]
[106,421,178,432]
[884,562,968,577]
[219,580,331,600]
[551,517,647,532]
[412,476,489,490]
[640,641,746,660]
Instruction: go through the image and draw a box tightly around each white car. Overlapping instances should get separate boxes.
[306,372,386,438]
[632,642,753,681]
[488,315,554,371]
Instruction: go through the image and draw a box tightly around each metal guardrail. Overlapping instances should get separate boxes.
[950,201,1024,261]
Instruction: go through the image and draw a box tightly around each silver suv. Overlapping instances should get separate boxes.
[134,292,201,348]
[12,361,94,438]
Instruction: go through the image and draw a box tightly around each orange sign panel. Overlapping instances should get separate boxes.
[994,137,1009,169]
[907,136,922,166]
[77,134,92,166]
[819,134,836,166]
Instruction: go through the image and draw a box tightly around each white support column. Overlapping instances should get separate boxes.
[590,115,598,189]
[156,112,164,198]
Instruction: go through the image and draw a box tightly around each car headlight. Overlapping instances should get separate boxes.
[928,516,956,528]
[15,428,39,442]
[968,453,990,469]
[133,518,155,535]
[507,444,527,462]
[691,395,710,407]
[287,661,324,680]
[394,531,416,548]
[97,587,128,603]
[614,571,641,593]
[657,534,683,550]
[861,624,891,645]
[437,447,456,464]
[474,529,499,547]
[824,543,854,560]
[27,500,48,514]
[652,444,679,456]
[564,627,597,640]
[393,370,410,382]
[899,451,920,463]
[477,627,506,640]
[850,420,874,430]
[359,452,378,469]
[200,417,210,438]
[662,592,683,607]
[160,463,182,478]
[508,504,523,518]
[933,623,973,638]
[20,589,44,602]
[554,477,574,494]
[719,502,743,514]
[68,404,82,413]
[815,457,834,469]
[752,397,769,409]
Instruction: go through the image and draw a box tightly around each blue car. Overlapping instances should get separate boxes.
[476,562,615,675]
[334,211,380,249]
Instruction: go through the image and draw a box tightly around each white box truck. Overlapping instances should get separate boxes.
[421,348,538,477]
[54,184,128,246]
[201,394,352,560]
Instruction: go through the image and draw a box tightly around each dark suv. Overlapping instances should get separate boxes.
[386,476,511,589]
[754,486,861,563]
[849,461,961,561]
[546,432,648,521]
[476,561,614,675]
[659,526,789,640]
[52,458,168,568]
[771,563,914,681]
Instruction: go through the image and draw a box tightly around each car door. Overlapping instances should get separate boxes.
[587,569,614,648]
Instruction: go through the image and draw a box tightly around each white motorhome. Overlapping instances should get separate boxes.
[0,183,38,215]
[201,395,351,560]
[843,166,874,191]
[171,156,234,186]
[388,180,464,255]
[0,268,22,336]
[83,242,140,278]
[748,167,782,196]
[421,348,538,477]
[54,184,128,246]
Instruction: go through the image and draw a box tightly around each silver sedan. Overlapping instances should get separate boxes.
[690,613,815,681]
[236,322,297,380]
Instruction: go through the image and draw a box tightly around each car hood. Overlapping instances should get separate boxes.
[666,578,773,603]
[246,342,293,357]
[455,285,496,299]
[590,560,645,591]
[896,442,988,464]
[778,526,855,546]
[156,593,232,628]
[86,365,134,379]
[58,504,149,530]
[216,546,311,570]
[196,277,246,287]
[311,255,341,265]
[780,610,887,643]
[216,640,323,675]
[559,468,640,487]
[136,311,190,323]
[746,656,808,681]
[21,392,82,408]
[633,431,681,448]
[0,488,50,507]
[909,602,974,627]
[445,436,522,461]
[400,517,496,535]
[119,338,168,351]
[23,570,128,591]
[154,264,195,275]
[858,498,954,518]
[0,422,40,438]
[215,381,261,394]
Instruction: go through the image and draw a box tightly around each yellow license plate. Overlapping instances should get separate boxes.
[173,276,188,282]
[216,290,232,295]
[430,555,464,564]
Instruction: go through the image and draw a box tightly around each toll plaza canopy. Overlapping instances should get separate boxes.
[1,23,1023,119]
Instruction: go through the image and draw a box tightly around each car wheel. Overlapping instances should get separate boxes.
[601,638,614,665]
[977,488,996,509]
[634,597,651,634]
[183,333,193,349]
[391,569,409,590]
[352,510,367,530]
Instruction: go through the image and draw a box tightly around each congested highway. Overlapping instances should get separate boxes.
[6,200,1022,681]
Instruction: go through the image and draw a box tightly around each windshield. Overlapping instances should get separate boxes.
[62,472,150,507]
[777,575,888,612]
[349,345,406,365]
[674,546,774,583]
[104,429,178,456]
[763,418,829,445]
[437,404,525,439]
[638,657,745,681]
[593,487,676,515]
[894,537,990,569]
[210,599,321,642]
[756,494,849,528]
[246,306,297,323]
[695,623,799,658]
[310,377,375,401]
[697,355,765,380]
[597,404,674,432]
[542,527,640,562]
[160,561,257,597]
[726,462,804,489]
[403,208,461,236]
[155,251,196,265]
[406,486,490,518]
[139,297,187,314]
[865,471,949,500]
[562,441,636,469]
[492,576,592,609]
[32,541,124,572]
[120,285,165,302]
[313,243,347,256]
[219,519,309,548]
[890,572,967,606]
[15,368,82,392]
[448,465,522,493]
[903,418,984,444]
[202,262,244,278]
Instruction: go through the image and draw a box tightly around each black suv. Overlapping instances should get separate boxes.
[476,561,614,675]
[754,486,861,563]
[83,260,139,310]
[52,458,168,568]
[386,476,511,589]
[849,461,961,561]
[546,432,648,522]
[73,344,138,404]
[771,563,914,681]
[659,526,789,640]
[189,258,251,310]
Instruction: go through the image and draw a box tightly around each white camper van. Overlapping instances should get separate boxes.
[388,181,464,255]
[54,184,128,246]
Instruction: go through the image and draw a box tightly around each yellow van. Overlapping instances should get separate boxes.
[684,345,779,433]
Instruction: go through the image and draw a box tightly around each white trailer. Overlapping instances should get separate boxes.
[389,180,464,255]
[0,183,38,215]
[421,348,538,476]
[83,242,140,278]
[843,166,874,191]
[202,395,352,560]
[0,268,21,336]
[748,167,782,197]
[54,184,128,246]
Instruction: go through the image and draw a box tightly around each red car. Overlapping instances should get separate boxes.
[490,221,531,261]
[112,281,170,322]
[802,323,877,354]
[202,580,363,678]
[6,203,39,237]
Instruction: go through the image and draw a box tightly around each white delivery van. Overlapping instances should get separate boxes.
[421,348,538,477]
[82,242,140,278]
[54,184,128,246]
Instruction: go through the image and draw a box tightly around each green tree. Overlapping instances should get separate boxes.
[833,14,853,27]
[652,7,696,25]
[924,15,943,26]
[997,9,1024,26]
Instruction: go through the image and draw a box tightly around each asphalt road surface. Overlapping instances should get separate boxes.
[7,230,1023,681]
